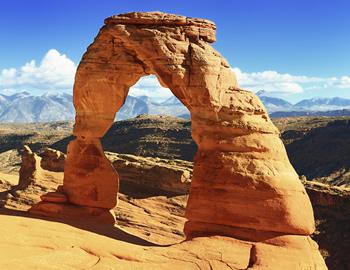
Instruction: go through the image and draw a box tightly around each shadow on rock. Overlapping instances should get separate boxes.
[0,208,169,247]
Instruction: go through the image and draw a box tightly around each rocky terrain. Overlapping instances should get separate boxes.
[2,114,349,187]
[304,181,350,269]
[273,117,350,187]
[0,121,73,153]
[0,145,348,269]
[1,114,349,269]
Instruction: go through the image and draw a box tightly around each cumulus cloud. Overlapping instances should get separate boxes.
[0,50,173,100]
[232,68,350,97]
[1,49,349,101]
[232,68,322,94]
[326,76,350,89]
[0,49,76,95]
[129,75,173,101]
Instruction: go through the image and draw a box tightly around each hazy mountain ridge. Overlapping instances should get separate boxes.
[0,92,75,123]
[256,90,350,113]
[1,91,350,122]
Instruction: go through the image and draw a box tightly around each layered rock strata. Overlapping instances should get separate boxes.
[38,148,192,195]
[30,11,326,268]
[107,152,192,195]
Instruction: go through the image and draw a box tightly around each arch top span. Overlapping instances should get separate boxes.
[104,11,216,43]
[72,11,252,139]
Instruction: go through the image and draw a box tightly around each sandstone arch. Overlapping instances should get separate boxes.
[66,11,314,234]
[31,12,326,268]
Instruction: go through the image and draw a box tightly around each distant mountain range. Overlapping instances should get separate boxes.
[0,92,189,123]
[0,92,74,123]
[0,91,350,122]
[118,95,189,120]
[256,90,350,118]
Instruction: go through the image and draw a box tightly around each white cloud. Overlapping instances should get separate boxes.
[325,76,350,89]
[0,49,76,95]
[232,67,350,97]
[129,75,173,101]
[1,49,349,102]
[0,50,173,101]
[233,68,323,94]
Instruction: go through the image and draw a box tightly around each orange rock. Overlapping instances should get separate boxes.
[18,145,42,189]
[60,11,325,268]
[0,214,327,269]
[40,148,65,172]
[40,192,67,203]
[29,201,116,225]
[63,138,119,209]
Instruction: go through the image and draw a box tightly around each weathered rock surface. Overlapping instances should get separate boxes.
[28,147,192,195]
[304,181,350,269]
[0,213,326,270]
[0,148,339,268]
[40,148,66,172]
[29,202,116,225]
[63,139,119,209]
[40,191,68,203]
[47,11,326,268]
[108,152,191,195]
[17,145,42,189]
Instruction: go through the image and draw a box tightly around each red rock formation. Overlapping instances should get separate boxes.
[18,145,42,189]
[40,148,65,172]
[30,12,326,268]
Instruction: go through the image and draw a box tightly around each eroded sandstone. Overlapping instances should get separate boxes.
[18,145,42,189]
[40,148,65,172]
[29,11,326,268]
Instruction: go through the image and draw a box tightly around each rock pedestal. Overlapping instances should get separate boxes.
[29,12,326,268]
[63,138,119,209]
[18,145,42,189]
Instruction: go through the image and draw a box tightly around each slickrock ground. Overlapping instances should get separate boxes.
[0,147,347,269]
[0,155,251,270]
[1,115,350,268]
[0,174,327,270]
[0,147,330,269]
[0,212,276,270]
[0,149,189,245]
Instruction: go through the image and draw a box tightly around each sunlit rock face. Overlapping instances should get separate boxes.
[33,12,326,268]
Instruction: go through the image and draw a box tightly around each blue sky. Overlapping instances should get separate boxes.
[0,0,349,103]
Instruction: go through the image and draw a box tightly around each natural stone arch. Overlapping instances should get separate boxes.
[28,12,327,268]
[62,12,316,237]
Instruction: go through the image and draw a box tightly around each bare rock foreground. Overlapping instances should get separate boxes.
[1,11,328,269]
[1,147,332,269]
